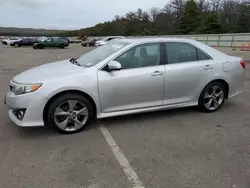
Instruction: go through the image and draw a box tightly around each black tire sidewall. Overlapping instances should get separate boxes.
[59,44,64,48]
[39,44,44,49]
[46,93,94,133]
[198,82,226,112]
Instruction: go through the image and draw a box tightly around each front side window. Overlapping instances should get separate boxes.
[166,42,211,64]
[46,38,53,42]
[114,43,161,69]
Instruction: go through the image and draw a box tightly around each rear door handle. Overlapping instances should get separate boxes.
[203,65,213,70]
[151,71,163,76]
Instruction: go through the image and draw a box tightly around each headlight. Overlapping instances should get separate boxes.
[12,83,42,95]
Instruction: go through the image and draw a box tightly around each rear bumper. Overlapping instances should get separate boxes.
[228,70,245,99]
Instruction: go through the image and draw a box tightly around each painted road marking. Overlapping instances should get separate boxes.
[100,126,145,188]
[53,49,61,60]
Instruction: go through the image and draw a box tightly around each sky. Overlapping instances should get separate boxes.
[0,0,169,30]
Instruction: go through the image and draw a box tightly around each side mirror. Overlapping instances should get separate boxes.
[107,60,121,71]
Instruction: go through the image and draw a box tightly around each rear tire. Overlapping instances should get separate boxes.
[59,44,65,49]
[46,93,94,134]
[14,43,19,47]
[198,82,226,112]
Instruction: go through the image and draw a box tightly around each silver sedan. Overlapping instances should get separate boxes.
[5,38,245,133]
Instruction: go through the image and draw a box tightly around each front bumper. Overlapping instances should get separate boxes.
[5,90,46,127]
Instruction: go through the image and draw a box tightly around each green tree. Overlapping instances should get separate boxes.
[200,12,222,34]
[179,0,200,34]
[237,2,250,33]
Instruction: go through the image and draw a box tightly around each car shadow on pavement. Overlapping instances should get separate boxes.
[96,100,239,129]
[97,107,198,127]
[12,121,99,138]
[10,101,238,137]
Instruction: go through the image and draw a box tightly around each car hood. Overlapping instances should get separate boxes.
[13,59,84,83]
[95,40,104,43]
[6,39,20,44]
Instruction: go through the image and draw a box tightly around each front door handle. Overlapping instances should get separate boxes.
[203,65,213,70]
[151,71,163,76]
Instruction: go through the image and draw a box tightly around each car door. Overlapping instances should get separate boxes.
[51,38,58,47]
[163,42,216,105]
[98,42,165,113]
[44,38,52,47]
[23,39,30,46]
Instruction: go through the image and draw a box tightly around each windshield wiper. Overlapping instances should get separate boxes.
[70,58,81,67]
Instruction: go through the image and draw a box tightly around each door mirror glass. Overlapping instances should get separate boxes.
[107,60,121,71]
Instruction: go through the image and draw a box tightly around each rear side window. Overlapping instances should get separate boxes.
[197,48,211,60]
[165,42,211,64]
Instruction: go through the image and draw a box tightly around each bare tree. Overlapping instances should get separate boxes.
[149,7,159,22]
[142,11,150,22]
[210,0,223,12]
[197,0,210,12]
[169,0,185,17]
[136,8,143,20]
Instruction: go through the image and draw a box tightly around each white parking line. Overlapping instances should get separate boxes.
[100,126,145,188]
[53,49,61,60]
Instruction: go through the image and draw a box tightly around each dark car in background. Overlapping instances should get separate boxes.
[81,39,98,47]
[59,37,70,43]
[10,38,36,47]
[33,37,69,49]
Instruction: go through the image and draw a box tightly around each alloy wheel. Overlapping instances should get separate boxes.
[53,100,88,132]
[203,85,225,111]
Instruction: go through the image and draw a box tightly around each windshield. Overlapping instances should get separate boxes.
[77,41,130,67]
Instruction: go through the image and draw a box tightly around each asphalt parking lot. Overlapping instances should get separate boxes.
[0,44,250,188]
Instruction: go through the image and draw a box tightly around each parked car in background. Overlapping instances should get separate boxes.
[59,37,70,43]
[94,36,125,46]
[69,37,81,43]
[10,38,36,47]
[5,38,245,134]
[2,37,21,45]
[36,37,47,42]
[33,37,69,49]
[81,39,98,47]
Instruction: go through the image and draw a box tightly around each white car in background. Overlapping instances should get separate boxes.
[1,37,21,45]
[36,37,47,42]
[95,36,125,46]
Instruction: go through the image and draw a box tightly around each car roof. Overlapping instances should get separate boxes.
[116,37,227,60]
[118,37,197,44]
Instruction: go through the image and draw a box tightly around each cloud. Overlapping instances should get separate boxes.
[0,0,50,9]
[0,0,170,29]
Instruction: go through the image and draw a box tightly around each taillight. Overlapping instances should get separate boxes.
[240,60,246,69]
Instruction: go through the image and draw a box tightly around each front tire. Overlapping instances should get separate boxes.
[14,43,19,47]
[198,82,226,112]
[38,44,44,49]
[46,93,94,133]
